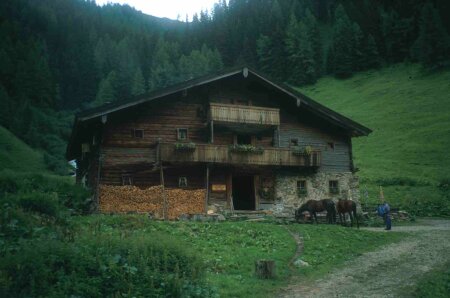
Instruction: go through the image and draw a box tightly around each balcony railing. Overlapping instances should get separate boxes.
[159,143,320,167]
[209,103,280,126]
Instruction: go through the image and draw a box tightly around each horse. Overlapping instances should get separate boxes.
[295,199,336,224]
[336,199,359,228]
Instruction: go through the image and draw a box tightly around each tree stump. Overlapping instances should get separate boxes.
[255,259,276,279]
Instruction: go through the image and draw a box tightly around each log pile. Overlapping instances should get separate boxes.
[99,185,205,219]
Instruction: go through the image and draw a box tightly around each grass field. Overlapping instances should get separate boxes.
[74,215,405,297]
[299,64,450,215]
[0,125,48,173]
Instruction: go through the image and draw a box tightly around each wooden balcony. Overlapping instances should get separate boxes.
[209,103,280,126]
[159,143,320,167]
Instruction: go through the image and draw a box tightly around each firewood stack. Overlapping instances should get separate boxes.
[99,185,205,219]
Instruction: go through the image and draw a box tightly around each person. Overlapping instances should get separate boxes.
[378,186,391,230]
[381,200,391,230]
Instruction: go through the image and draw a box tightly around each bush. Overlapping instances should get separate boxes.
[0,171,91,214]
[17,192,62,218]
[0,234,213,297]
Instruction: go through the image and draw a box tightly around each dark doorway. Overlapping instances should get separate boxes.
[232,175,255,210]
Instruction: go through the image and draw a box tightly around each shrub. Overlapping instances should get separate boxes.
[229,144,264,154]
[17,192,63,218]
[0,234,213,297]
[174,142,196,151]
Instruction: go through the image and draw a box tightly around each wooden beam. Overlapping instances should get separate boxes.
[160,161,167,220]
[205,165,210,213]
[210,120,214,143]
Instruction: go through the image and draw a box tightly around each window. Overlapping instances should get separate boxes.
[133,129,144,138]
[329,180,339,194]
[327,142,335,150]
[178,177,188,187]
[290,138,299,147]
[177,128,188,140]
[236,134,252,145]
[122,174,133,185]
[297,180,307,197]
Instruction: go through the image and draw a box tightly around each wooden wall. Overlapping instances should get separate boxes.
[97,77,352,189]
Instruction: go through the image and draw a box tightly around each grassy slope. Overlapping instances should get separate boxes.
[0,125,48,173]
[298,64,450,210]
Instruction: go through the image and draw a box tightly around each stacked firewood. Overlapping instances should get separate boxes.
[99,185,205,219]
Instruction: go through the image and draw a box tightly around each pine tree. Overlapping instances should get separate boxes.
[0,84,12,127]
[131,67,146,96]
[330,4,354,78]
[149,37,179,90]
[304,9,322,75]
[351,23,365,71]
[94,71,117,106]
[285,15,316,85]
[256,35,274,75]
[411,3,450,69]
[365,34,381,69]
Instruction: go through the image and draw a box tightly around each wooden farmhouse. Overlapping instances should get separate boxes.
[67,67,371,217]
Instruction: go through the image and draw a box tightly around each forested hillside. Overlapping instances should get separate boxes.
[0,0,449,173]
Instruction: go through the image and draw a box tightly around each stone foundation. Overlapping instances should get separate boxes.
[273,171,360,217]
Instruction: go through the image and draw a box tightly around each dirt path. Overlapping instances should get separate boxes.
[279,219,450,298]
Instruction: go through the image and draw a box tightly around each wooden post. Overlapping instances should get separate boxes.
[255,260,276,279]
[205,164,210,213]
[160,162,168,220]
[210,120,214,143]
[158,138,168,220]
[95,151,103,212]
[277,126,280,147]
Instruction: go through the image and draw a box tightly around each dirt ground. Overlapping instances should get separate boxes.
[279,219,450,298]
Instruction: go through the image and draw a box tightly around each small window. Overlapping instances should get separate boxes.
[297,180,307,197]
[236,134,252,145]
[290,138,299,147]
[133,129,144,138]
[178,177,187,187]
[122,174,133,185]
[177,128,188,140]
[329,180,339,194]
[327,142,335,150]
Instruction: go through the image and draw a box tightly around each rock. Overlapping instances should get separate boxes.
[217,214,226,221]
[178,214,190,221]
[294,259,310,267]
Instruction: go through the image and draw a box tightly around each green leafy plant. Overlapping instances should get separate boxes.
[292,146,313,156]
[174,142,196,151]
[229,144,264,154]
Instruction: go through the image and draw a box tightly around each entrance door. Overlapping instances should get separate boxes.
[232,175,255,210]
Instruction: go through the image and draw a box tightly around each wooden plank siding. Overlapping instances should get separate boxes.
[279,111,351,172]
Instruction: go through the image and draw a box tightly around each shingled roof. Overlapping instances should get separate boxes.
[67,66,371,159]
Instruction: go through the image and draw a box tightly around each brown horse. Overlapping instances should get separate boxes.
[295,199,336,224]
[336,199,359,228]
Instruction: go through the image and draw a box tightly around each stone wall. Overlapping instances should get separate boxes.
[272,171,360,217]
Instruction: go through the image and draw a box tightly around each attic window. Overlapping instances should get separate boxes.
[290,138,299,147]
[133,129,144,138]
[327,142,335,150]
[179,177,188,187]
[177,128,188,140]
